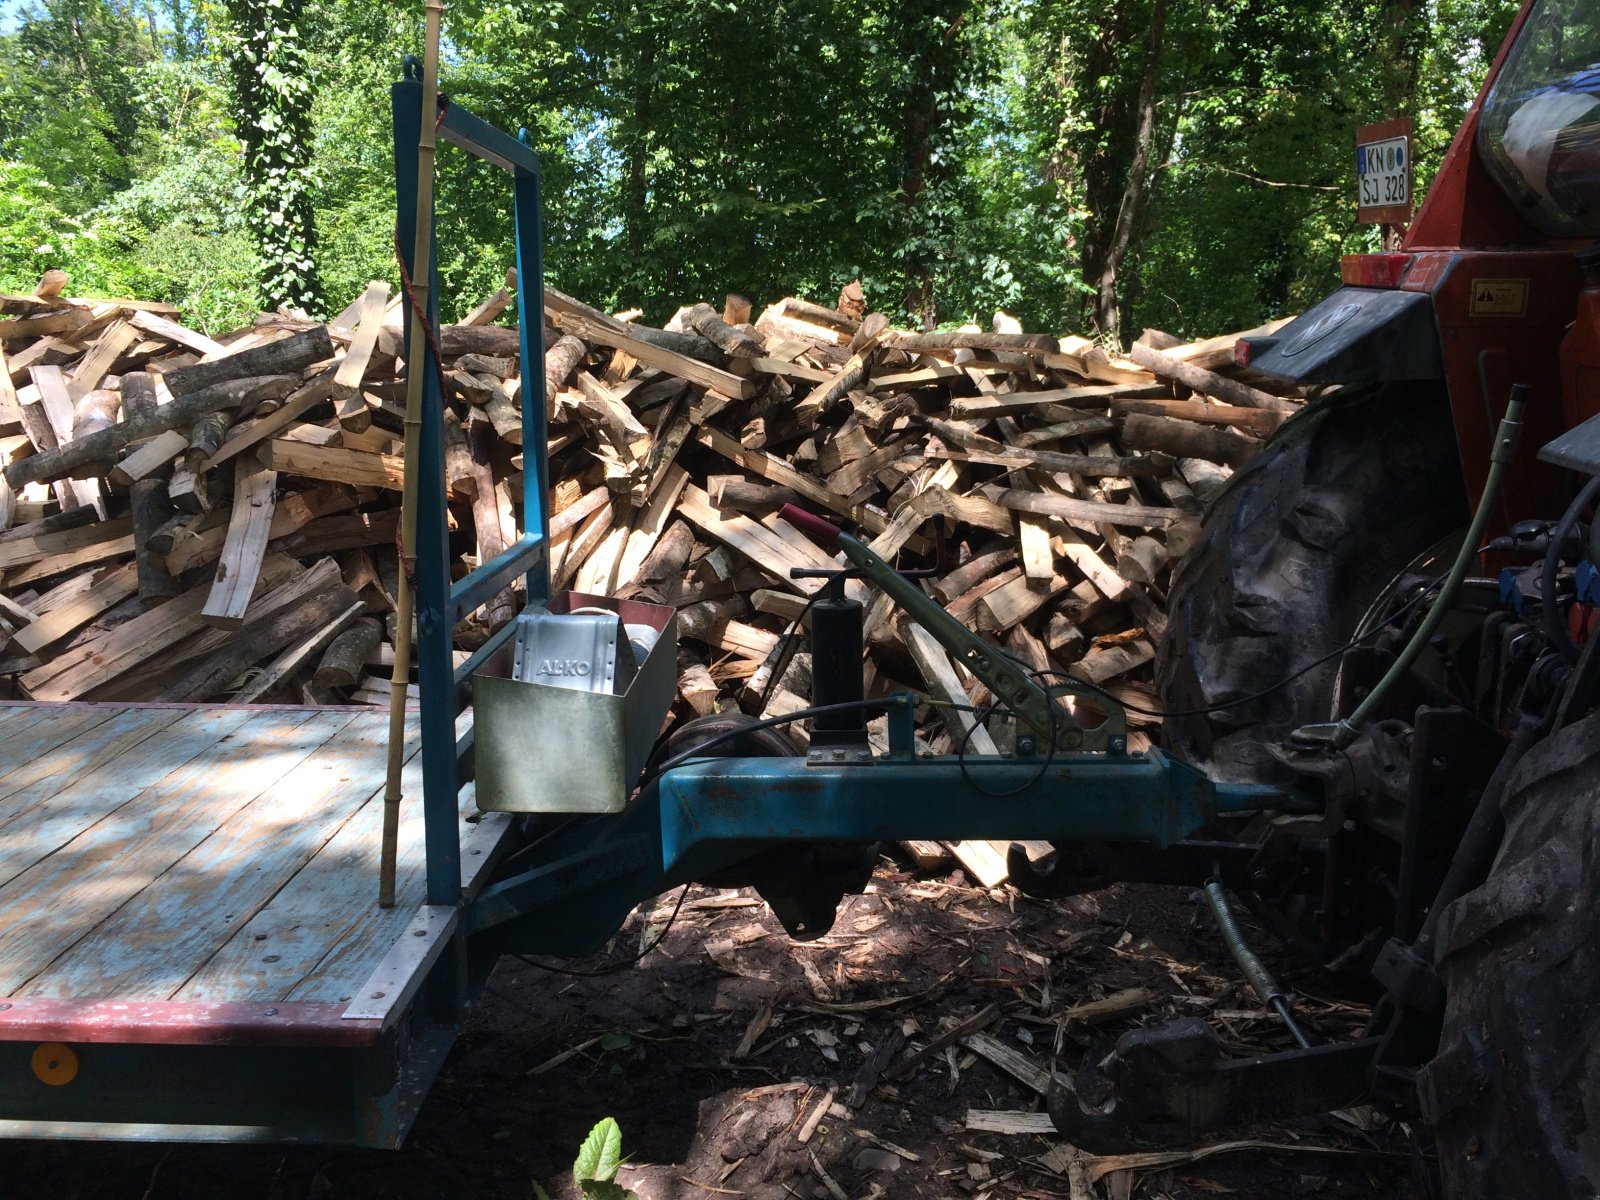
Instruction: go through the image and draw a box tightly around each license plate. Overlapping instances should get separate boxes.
[1357,135,1409,210]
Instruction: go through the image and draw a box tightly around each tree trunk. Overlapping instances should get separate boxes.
[1089,0,1166,346]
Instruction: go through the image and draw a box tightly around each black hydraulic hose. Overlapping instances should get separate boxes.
[1204,878,1312,1049]
[1541,475,1600,664]
[1413,708,1549,960]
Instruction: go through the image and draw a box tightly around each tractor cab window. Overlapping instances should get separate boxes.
[1478,0,1600,237]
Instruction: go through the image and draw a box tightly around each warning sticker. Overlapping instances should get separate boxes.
[1470,278,1529,317]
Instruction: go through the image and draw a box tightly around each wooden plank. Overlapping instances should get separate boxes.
[200,457,279,629]
[0,707,124,778]
[0,714,255,874]
[0,707,188,821]
[171,719,432,1002]
[21,711,391,1000]
[332,281,390,432]
[262,440,405,490]
[10,560,140,654]
[0,709,342,995]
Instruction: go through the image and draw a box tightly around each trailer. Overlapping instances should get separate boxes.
[0,65,539,1146]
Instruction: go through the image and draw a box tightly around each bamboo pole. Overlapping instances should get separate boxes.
[382,0,444,908]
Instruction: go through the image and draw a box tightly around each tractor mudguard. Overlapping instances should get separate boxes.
[1241,286,1443,385]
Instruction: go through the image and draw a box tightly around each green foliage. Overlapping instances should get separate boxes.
[533,1117,639,1200]
[0,0,1526,344]
[224,0,322,312]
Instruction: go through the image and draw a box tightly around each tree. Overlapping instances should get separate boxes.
[223,0,321,312]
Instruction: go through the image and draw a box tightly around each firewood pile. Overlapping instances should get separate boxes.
[0,268,1297,862]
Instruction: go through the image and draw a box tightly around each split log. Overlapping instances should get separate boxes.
[1119,413,1261,468]
[544,334,586,401]
[884,330,1058,355]
[983,487,1176,530]
[617,518,694,605]
[163,581,361,702]
[468,418,517,627]
[199,456,279,629]
[780,297,860,335]
[1115,535,1168,585]
[331,280,389,432]
[722,294,753,326]
[443,408,477,498]
[131,475,182,606]
[1110,396,1284,437]
[685,303,764,359]
[1126,341,1297,413]
[6,375,296,488]
[162,325,332,398]
[185,409,235,472]
[312,616,382,691]
[119,371,160,422]
[545,286,729,366]
[71,388,120,440]
[1178,457,1232,504]
[794,336,879,420]
[709,477,801,514]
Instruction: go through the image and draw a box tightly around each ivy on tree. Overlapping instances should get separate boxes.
[225,0,321,313]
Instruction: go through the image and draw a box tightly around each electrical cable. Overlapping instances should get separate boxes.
[1542,475,1600,664]
[516,882,693,977]
[756,587,826,714]
[952,667,1065,797]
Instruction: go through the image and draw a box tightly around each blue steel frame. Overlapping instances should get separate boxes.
[392,59,550,910]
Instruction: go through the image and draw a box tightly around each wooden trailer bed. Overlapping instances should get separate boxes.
[0,701,508,1144]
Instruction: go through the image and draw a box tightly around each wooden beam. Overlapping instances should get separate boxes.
[200,456,279,629]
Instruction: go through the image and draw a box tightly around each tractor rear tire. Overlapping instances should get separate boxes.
[1157,386,1466,783]
[1421,706,1600,1198]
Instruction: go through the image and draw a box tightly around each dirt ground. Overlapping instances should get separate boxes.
[0,859,1431,1200]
